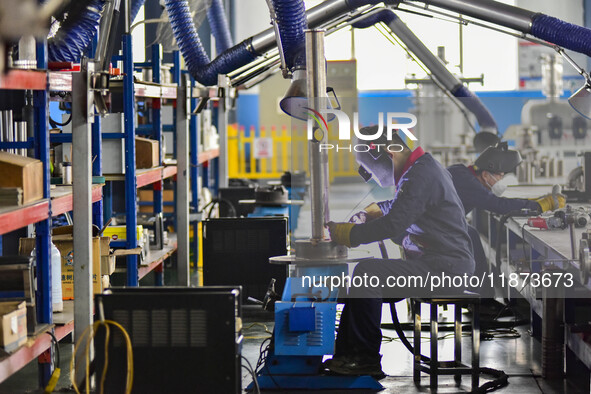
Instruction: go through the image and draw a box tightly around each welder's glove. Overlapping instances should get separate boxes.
[326,222,356,248]
[535,193,566,212]
[349,203,383,224]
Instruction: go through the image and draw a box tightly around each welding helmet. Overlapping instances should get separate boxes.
[355,125,399,188]
[474,142,522,174]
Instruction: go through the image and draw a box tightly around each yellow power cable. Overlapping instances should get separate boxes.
[99,324,110,394]
[43,368,60,393]
[70,323,94,394]
[70,320,134,394]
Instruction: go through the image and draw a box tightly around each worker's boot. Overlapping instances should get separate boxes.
[321,354,352,371]
[325,354,384,377]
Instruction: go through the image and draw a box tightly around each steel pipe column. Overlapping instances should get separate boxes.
[306,29,330,241]
[72,63,94,386]
[410,0,536,32]
[176,76,190,286]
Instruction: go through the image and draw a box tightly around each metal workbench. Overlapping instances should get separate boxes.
[475,184,591,382]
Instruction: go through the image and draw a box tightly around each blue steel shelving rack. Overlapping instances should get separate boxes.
[0,45,57,387]
[0,1,222,387]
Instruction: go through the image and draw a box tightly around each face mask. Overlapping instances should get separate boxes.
[491,181,507,196]
[485,173,506,196]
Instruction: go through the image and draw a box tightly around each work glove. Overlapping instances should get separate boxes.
[535,193,566,212]
[349,203,383,224]
[326,222,356,248]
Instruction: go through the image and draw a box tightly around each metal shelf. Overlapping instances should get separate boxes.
[104,165,177,188]
[0,185,104,234]
[162,165,178,180]
[0,199,50,236]
[0,70,47,90]
[198,148,219,164]
[112,234,178,279]
[51,185,103,217]
[0,305,74,384]
[139,234,178,280]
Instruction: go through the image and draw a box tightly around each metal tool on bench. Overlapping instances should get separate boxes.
[527,207,589,230]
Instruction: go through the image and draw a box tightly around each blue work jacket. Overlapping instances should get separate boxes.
[350,151,474,275]
[447,164,540,215]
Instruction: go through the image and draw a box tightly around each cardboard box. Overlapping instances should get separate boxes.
[100,236,115,275]
[0,301,27,352]
[138,189,174,213]
[0,152,43,204]
[19,228,104,300]
[136,137,159,169]
[53,235,102,299]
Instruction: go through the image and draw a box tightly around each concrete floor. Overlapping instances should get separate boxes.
[1,182,589,393]
[238,302,589,394]
[0,307,587,393]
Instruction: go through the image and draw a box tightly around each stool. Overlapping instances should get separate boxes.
[411,297,480,391]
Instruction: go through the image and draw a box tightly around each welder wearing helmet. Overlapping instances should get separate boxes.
[324,126,474,377]
[448,142,565,215]
[447,142,566,278]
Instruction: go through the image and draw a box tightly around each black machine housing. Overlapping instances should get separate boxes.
[94,286,242,394]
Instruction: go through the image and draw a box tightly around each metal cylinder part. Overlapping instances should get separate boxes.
[16,121,27,156]
[62,162,73,185]
[15,35,37,69]
[415,0,536,33]
[306,29,330,241]
[2,111,14,154]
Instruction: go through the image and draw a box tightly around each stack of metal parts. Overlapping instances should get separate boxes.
[0,110,27,156]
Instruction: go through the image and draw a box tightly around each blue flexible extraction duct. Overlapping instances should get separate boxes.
[207,0,234,54]
[165,0,254,86]
[350,7,395,28]
[47,0,146,63]
[451,85,497,132]
[164,0,307,86]
[352,8,497,133]
[48,0,106,62]
[531,14,591,58]
[165,0,397,86]
[273,0,308,68]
